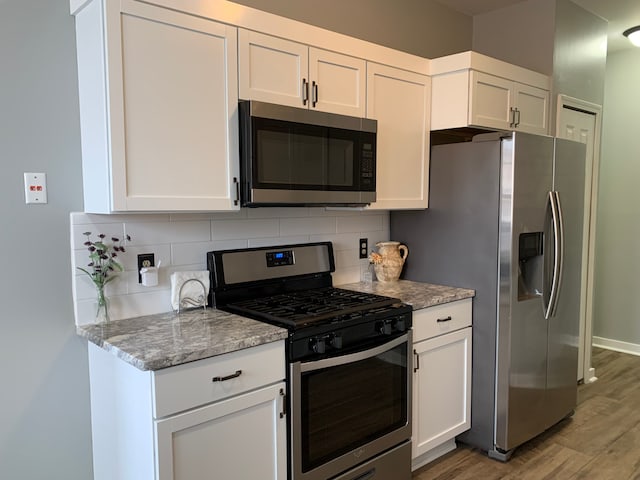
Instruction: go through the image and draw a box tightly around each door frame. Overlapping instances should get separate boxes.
[556,94,602,385]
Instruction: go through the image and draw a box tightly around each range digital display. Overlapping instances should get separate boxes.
[266,249,294,267]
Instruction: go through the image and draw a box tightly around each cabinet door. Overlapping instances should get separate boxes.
[155,382,287,480]
[308,48,366,116]
[469,71,513,131]
[513,83,549,135]
[105,1,239,211]
[366,63,430,209]
[412,327,471,458]
[238,29,309,108]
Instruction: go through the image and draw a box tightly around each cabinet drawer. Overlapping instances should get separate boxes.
[413,299,472,343]
[152,341,285,418]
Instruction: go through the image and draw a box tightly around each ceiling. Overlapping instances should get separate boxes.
[435,0,640,52]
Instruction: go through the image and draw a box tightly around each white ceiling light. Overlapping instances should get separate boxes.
[623,26,640,47]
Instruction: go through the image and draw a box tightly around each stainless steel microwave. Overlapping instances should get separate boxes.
[238,100,377,207]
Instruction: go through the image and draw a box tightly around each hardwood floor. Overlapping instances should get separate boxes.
[412,347,640,479]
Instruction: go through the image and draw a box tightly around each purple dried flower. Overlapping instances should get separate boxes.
[98,233,106,239]
[111,237,119,242]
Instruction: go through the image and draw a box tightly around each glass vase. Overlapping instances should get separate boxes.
[95,286,110,323]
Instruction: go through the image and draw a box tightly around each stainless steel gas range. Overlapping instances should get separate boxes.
[208,242,412,480]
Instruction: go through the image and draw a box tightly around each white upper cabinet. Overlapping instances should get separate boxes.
[239,29,366,117]
[366,63,431,210]
[431,51,550,135]
[73,0,240,212]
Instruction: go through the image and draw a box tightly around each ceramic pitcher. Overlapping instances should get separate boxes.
[373,241,409,283]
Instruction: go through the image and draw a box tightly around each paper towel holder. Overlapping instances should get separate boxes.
[177,278,207,313]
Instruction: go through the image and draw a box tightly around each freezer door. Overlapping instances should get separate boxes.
[544,138,585,426]
[495,133,554,452]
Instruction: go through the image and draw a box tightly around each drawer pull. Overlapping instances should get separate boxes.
[437,316,452,323]
[212,370,242,382]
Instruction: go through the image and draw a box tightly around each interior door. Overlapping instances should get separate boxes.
[495,132,554,452]
[557,105,598,382]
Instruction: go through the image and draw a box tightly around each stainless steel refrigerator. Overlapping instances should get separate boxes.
[391,131,586,460]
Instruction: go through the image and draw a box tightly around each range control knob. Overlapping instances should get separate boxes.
[330,334,343,349]
[376,321,392,335]
[310,337,326,354]
[395,317,406,332]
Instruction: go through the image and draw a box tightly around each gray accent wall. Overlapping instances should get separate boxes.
[472,0,556,75]
[592,48,640,346]
[230,0,473,58]
[0,0,93,479]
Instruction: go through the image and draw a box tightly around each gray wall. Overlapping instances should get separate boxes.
[551,0,608,132]
[473,0,556,75]
[0,0,93,479]
[231,0,473,58]
[592,48,640,345]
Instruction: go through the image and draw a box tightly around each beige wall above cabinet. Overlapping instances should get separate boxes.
[367,63,431,210]
[431,51,550,135]
[239,29,366,117]
[73,0,240,213]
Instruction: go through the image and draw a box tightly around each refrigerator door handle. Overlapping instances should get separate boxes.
[544,191,562,319]
[550,191,565,317]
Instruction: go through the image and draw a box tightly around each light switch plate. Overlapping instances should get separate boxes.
[24,172,47,204]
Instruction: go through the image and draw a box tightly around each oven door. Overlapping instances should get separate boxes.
[290,332,412,480]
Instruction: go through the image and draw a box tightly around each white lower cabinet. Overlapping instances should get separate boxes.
[155,383,286,480]
[411,299,472,470]
[87,341,287,480]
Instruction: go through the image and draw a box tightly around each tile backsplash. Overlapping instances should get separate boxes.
[70,208,390,325]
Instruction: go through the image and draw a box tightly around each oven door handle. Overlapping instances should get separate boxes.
[299,333,410,373]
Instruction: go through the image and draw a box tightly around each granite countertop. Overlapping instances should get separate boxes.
[339,280,474,310]
[77,309,288,371]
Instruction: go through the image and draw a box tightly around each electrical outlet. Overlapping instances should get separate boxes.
[137,253,155,283]
[359,238,368,259]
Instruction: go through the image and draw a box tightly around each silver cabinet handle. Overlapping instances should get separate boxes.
[510,107,516,128]
[212,370,242,382]
[312,81,318,107]
[514,108,521,127]
[302,78,309,105]
[413,348,419,373]
[436,315,452,323]
[279,388,287,418]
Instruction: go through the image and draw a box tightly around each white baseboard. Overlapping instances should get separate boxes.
[592,336,640,357]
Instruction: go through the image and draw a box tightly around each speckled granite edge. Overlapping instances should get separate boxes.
[76,309,288,371]
[338,280,474,310]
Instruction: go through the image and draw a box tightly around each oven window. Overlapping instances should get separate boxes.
[253,118,357,190]
[300,342,408,472]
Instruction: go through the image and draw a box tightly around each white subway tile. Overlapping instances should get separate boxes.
[71,223,125,250]
[332,266,361,286]
[336,214,384,233]
[211,219,279,240]
[280,216,336,236]
[247,207,310,219]
[310,232,361,251]
[335,248,360,269]
[248,236,310,248]
[124,221,211,245]
[168,211,246,222]
[171,241,217,267]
